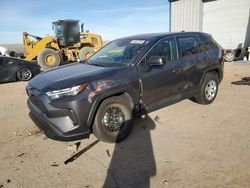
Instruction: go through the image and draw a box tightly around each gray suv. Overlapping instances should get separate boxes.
[26,32,224,143]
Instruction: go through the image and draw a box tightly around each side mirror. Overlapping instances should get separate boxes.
[147,56,166,66]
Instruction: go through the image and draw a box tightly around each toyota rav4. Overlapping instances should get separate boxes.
[26,32,224,143]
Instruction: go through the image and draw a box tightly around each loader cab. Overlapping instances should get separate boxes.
[52,20,80,47]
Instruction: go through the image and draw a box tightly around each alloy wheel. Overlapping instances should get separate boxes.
[205,80,217,101]
[17,69,32,81]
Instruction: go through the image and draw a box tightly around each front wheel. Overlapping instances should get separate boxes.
[192,73,219,105]
[93,96,134,143]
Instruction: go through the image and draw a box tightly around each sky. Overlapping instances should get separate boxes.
[0,0,169,44]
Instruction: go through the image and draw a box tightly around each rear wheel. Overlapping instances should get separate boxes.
[93,96,134,143]
[37,48,61,70]
[79,47,95,61]
[192,73,219,105]
[17,69,32,81]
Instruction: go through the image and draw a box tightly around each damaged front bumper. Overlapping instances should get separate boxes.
[26,87,92,141]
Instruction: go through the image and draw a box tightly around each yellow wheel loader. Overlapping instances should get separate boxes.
[23,19,103,70]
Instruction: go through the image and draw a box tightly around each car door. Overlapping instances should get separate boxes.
[0,57,8,82]
[137,37,186,107]
[176,35,210,91]
[0,57,18,82]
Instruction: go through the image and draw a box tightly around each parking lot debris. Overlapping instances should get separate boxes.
[67,142,81,153]
[243,77,250,81]
[231,77,250,86]
[106,149,110,157]
[162,180,169,185]
[154,116,160,122]
[64,140,99,165]
[28,129,41,136]
[51,162,59,167]
[17,153,26,158]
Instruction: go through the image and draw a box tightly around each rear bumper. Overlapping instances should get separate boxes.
[27,97,90,142]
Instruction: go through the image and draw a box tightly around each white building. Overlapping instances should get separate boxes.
[169,0,250,61]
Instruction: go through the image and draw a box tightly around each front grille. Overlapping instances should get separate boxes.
[29,95,47,113]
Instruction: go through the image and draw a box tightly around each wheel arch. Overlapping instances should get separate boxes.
[87,91,135,129]
[200,68,220,87]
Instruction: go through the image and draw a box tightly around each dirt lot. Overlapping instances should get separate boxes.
[0,62,250,188]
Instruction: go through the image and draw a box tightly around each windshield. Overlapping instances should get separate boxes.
[53,22,79,37]
[53,23,64,37]
[87,39,148,66]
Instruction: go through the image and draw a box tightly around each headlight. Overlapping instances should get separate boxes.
[46,83,88,100]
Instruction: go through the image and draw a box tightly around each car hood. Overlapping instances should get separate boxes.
[28,63,121,92]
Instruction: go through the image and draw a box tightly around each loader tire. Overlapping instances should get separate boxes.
[79,47,95,61]
[37,48,61,70]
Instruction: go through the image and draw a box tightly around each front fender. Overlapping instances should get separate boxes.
[86,82,139,127]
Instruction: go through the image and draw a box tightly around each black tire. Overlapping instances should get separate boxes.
[9,51,16,57]
[234,48,246,61]
[93,96,134,143]
[224,51,235,62]
[192,73,219,105]
[37,48,61,70]
[79,47,95,61]
[17,69,32,81]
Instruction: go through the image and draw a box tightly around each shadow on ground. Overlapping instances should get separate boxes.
[103,115,157,188]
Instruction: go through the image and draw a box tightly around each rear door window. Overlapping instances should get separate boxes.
[177,36,199,57]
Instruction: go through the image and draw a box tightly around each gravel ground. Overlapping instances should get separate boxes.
[0,62,250,188]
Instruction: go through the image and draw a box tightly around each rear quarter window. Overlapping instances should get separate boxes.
[199,34,217,51]
[177,36,199,57]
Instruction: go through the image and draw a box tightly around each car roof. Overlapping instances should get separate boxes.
[117,32,208,41]
[0,55,37,64]
[0,55,20,60]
